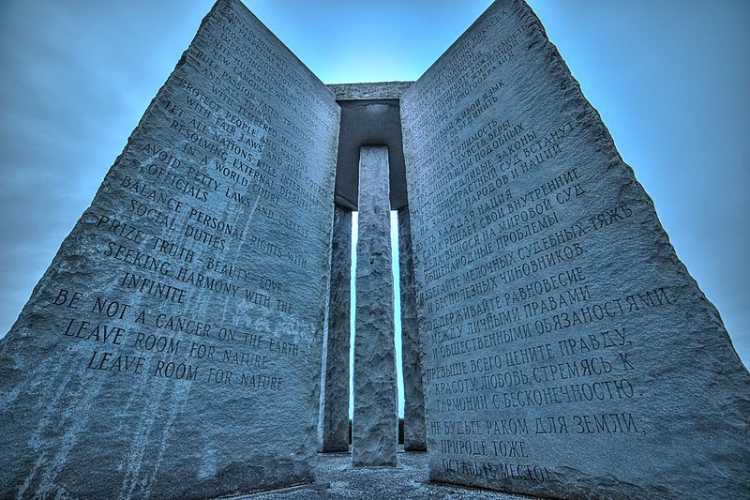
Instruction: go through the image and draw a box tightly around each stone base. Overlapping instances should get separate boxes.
[230,452,525,499]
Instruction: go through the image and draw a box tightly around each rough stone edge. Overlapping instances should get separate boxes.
[321,207,352,453]
[228,0,336,99]
[327,81,414,101]
[398,210,427,452]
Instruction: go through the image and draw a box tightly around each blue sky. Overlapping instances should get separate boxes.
[0,1,748,418]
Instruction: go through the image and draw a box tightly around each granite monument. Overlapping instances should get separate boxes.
[1,0,748,499]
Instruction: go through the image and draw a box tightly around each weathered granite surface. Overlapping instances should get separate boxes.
[400,0,750,499]
[352,146,398,467]
[327,81,413,101]
[230,451,530,499]
[322,207,352,452]
[0,0,340,498]
[398,209,427,451]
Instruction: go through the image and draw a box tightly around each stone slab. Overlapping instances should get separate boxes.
[0,0,340,498]
[398,210,427,451]
[400,1,750,498]
[333,100,408,211]
[321,207,352,452]
[352,146,398,467]
[327,81,413,101]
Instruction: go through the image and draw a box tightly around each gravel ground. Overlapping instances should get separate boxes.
[225,451,535,500]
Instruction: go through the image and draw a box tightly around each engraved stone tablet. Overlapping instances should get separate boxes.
[0,0,339,498]
[400,1,750,498]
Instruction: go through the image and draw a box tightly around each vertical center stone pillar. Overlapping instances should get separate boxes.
[352,146,398,467]
[322,207,352,452]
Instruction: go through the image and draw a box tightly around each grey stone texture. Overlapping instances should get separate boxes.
[398,210,427,451]
[0,0,340,498]
[328,81,413,101]
[321,207,352,452]
[2,0,749,498]
[400,1,750,499]
[352,146,398,467]
[234,451,527,499]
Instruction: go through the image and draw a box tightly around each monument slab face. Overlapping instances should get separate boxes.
[352,146,398,467]
[400,1,750,498]
[0,0,339,498]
